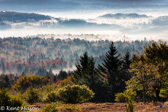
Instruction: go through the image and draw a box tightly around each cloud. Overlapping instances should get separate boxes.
[0,0,79,5]
[0,0,80,11]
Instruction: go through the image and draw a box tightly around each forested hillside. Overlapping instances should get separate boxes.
[0,37,151,75]
[0,40,168,112]
[0,11,53,23]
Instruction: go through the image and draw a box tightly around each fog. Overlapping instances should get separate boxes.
[1,8,168,41]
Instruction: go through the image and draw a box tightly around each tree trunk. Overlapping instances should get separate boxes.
[143,86,146,103]
[155,89,160,101]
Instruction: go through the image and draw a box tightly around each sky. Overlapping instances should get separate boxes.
[0,0,168,11]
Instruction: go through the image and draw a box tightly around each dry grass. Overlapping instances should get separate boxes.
[22,102,168,112]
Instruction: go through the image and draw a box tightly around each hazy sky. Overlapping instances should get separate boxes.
[0,0,168,11]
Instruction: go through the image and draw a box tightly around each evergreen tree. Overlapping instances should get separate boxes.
[16,63,22,73]
[1,61,5,74]
[36,67,47,76]
[49,68,54,76]
[75,52,90,78]
[57,70,68,80]
[74,52,98,85]
[0,75,11,88]
[123,50,131,69]
[98,42,120,75]
[74,52,107,102]
[97,42,123,102]
[23,65,29,75]
[121,50,132,81]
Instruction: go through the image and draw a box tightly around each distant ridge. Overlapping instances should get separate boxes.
[99,13,149,19]
[0,11,54,23]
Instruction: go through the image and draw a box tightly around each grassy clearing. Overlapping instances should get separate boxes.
[21,102,168,112]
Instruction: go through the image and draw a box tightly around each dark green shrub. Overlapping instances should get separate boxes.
[0,89,23,112]
[45,92,59,103]
[13,75,49,91]
[24,87,41,104]
[42,103,60,112]
[57,84,94,104]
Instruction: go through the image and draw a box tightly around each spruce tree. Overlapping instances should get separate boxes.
[57,70,68,80]
[123,50,131,70]
[74,52,106,102]
[97,42,122,102]
[49,68,54,76]
[1,75,11,88]
[121,50,132,81]
[75,52,90,81]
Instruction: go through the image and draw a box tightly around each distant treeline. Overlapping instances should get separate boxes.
[0,37,151,76]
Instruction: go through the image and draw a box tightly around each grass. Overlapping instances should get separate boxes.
[21,102,168,112]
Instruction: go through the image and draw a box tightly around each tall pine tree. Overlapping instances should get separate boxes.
[98,42,123,102]
[121,50,132,81]
[74,52,107,102]
[74,52,96,85]
[123,50,131,70]
[75,52,90,78]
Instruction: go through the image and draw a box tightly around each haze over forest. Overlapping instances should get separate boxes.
[0,0,168,40]
[0,0,168,74]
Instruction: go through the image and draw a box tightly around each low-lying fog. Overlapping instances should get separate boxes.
[1,8,168,41]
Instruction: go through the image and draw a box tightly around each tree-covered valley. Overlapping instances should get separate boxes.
[0,37,168,112]
[0,37,150,75]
